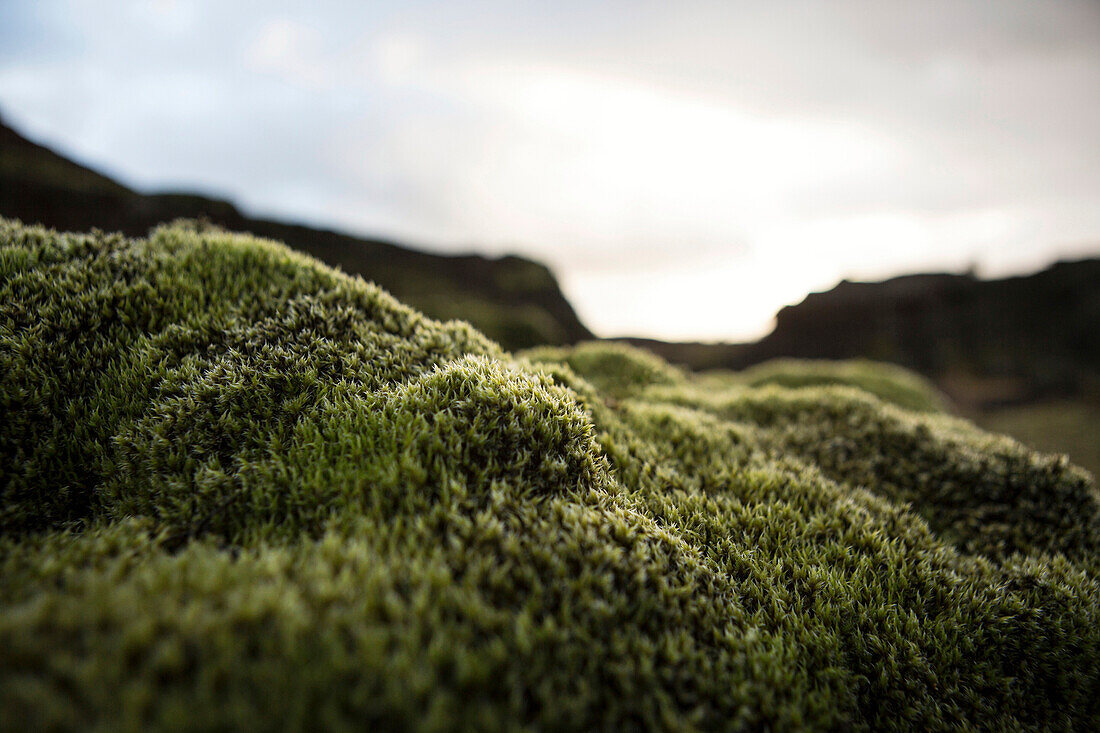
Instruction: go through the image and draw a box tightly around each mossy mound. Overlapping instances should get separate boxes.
[731,358,948,413]
[3,219,1100,731]
[523,340,687,399]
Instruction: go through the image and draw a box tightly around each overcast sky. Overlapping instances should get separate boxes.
[2,0,1099,340]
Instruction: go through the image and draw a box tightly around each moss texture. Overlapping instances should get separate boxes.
[2,219,1099,731]
[731,358,949,413]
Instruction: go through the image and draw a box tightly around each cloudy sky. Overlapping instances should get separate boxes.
[2,0,1099,340]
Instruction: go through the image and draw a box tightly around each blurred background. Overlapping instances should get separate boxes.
[1,0,1098,471]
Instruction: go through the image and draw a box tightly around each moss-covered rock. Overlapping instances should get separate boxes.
[2,219,1099,730]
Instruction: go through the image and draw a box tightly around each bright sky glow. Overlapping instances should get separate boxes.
[2,0,1098,340]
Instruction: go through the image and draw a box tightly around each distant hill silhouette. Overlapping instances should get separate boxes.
[0,116,592,350]
[625,260,1100,410]
[5,113,1097,417]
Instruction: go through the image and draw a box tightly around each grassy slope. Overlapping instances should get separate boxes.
[3,219,1100,731]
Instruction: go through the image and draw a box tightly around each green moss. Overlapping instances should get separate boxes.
[3,218,1100,730]
[731,358,949,413]
[523,340,686,399]
[976,399,1100,479]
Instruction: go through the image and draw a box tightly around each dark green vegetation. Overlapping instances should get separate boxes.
[0,116,590,349]
[3,219,1100,730]
[977,400,1100,479]
[730,359,948,414]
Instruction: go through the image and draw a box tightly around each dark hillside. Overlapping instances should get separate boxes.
[749,264,1100,402]
[0,116,591,349]
[625,259,1100,408]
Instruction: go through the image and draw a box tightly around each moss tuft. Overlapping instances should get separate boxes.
[523,340,686,399]
[3,219,1100,730]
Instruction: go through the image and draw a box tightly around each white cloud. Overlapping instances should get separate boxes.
[371,33,427,86]
[244,18,329,89]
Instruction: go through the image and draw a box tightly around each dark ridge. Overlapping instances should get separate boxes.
[620,258,1100,408]
[0,115,592,350]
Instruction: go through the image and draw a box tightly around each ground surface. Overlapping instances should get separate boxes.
[2,219,1099,731]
